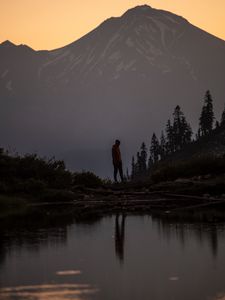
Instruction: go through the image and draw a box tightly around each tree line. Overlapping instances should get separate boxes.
[131,90,225,179]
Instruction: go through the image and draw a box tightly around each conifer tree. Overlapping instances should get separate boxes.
[148,155,154,172]
[131,156,135,179]
[165,119,174,154]
[150,133,159,163]
[172,105,192,150]
[173,105,183,151]
[140,142,147,175]
[181,116,192,145]
[159,131,166,160]
[221,104,225,126]
[135,151,141,177]
[126,168,129,181]
[199,90,214,136]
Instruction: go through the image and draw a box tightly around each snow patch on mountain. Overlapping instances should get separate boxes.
[101,33,121,57]
[126,37,134,47]
[6,80,12,91]
[109,51,121,61]
[1,70,9,78]
[116,60,136,72]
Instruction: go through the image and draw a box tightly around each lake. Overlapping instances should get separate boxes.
[0,208,225,300]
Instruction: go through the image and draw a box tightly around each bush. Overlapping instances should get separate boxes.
[0,150,73,190]
[12,178,47,194]
[0,149,103,197]
[73,171,102,188]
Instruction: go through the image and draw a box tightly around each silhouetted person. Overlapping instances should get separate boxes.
[112,139,124,183]
[115,214,126,263]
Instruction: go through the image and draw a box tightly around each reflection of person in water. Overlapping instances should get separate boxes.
[115,214,126,263]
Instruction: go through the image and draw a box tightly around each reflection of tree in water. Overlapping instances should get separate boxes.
[208,226,218,257]
[0,206,102,268]
[0,231,6,267]
[115,214,126,263]
[152,210,225,258]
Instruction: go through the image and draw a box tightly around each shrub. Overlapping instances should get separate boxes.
[0,150,73,190]
[73,171,102,188]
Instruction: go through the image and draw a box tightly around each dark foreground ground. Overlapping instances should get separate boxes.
[1,174,225,220]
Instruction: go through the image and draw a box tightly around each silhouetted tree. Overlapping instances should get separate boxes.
[140,142,147,175]
[159,131,166,160]
[199,90,214,136]
[150,133,159,163]
[134,151,142,177]
[221,104,225,126]
[172,105,192,151]
[182,116,192,145]
[131,156,135,179]
[126,168,129,181]
[165,119,174,154]
[196,128,201,141]
[148,155,154,172]
[130,103,193,181]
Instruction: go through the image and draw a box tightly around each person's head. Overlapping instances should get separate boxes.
[115,139,120,146]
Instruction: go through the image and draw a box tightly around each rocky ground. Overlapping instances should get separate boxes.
[27,176,225,218]
[2,175,225,220]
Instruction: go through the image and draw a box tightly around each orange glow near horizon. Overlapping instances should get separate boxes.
[0,0,225,50]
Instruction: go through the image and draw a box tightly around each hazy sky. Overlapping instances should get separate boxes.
[1,0,225,50]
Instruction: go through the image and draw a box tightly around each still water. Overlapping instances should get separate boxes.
[0,209,225,300]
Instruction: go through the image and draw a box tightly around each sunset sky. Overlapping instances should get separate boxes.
[1,0,225,50]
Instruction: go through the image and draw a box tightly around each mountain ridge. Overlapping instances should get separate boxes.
[1,5,224,51]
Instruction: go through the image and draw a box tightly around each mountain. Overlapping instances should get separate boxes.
[1,5,225,177]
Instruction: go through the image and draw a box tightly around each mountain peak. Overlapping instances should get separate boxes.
[123,4,153,16]
[131,4,152,10]
[121,4,188,24]
[0,40,16,48]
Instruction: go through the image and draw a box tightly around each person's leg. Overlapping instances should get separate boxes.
[114,164,118,182]
[118,162,124,182]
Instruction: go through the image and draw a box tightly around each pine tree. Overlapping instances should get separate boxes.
[131,156,135,179]
[148,155,154,172]
[196,128,201,141]
[181,116,192,145]
[165,119,174,154]
[150,133,159,163]
[173,105,183,151]
[159,131,166,160]
[140,142,147,175]
[221,104,225,126]
[126,168,129,181]
[172,105,192,151]
[199,90,214,136]
[135,151,141,177]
